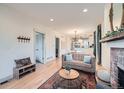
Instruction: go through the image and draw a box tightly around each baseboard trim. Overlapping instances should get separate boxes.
[0,74,13,84]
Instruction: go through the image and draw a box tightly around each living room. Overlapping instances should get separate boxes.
[0,1,124,92]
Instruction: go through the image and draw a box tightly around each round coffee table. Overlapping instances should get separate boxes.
[55,69,81,89]
[59,69,79,79]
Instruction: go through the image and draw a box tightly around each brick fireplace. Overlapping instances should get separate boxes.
[110,48,124,88]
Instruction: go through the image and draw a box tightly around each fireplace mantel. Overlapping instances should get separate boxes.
[100,32,124,43]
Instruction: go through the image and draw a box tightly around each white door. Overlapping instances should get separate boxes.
[35,33,44,63]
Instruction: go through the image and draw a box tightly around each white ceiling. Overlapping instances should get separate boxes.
[6,3,105,36]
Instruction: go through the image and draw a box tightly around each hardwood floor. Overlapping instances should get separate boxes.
[0,58,62,89]
[0,58,101,89]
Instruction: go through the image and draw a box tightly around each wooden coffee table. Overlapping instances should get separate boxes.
[59,69,79,79]
[55,69,82,89]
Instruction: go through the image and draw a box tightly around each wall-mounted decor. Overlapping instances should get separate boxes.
[100,4,124,43]
[17,36,30,43]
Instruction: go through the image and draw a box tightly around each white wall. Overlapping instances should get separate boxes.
[55,32,71,55]
[0,5,35,81]
[101,3,124,71]
[0,5,71,82]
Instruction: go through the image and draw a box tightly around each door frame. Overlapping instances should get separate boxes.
[55,37,60,58]
[34,31,45,64]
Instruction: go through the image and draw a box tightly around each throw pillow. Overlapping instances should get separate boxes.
[65,54,73,61]
[83,56,91,64]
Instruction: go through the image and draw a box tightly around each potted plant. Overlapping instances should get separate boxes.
[64,64,71,75]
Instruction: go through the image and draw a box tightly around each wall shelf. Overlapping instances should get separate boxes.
[100,32,124,43]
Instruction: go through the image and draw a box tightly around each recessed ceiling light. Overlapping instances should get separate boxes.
[50,18,54,22]
[83,9,88,12]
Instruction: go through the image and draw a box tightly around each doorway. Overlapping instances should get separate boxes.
[55,37,60,58]
[35,32,45,64]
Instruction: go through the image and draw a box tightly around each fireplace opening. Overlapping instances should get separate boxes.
[110,48,124,88]
[118,67,124,89]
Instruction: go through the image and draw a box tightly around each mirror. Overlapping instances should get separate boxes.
[121,3,124,26]
[113,4,123,30]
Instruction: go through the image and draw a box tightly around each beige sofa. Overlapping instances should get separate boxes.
[62,52,96,73]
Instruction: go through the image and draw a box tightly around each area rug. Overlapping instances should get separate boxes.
[39,69,96,89]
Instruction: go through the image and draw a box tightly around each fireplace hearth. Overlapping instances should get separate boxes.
[110,48,124,89]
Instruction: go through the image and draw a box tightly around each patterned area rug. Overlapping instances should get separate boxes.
[39,69,96,89]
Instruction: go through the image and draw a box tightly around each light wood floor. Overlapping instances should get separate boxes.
[0,58,62,89]
[0,58,108,89]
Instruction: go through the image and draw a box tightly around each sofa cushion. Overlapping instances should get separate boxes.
[72,53,84,61]
[83,56,91,64]
[65,54,73,61]
[71,60,91,68]
[15,57,31,68]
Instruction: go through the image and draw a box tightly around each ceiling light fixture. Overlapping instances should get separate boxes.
[83,9,88,12]
[50,18,54,22]
[72,31,78,42]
